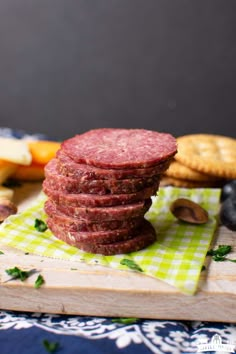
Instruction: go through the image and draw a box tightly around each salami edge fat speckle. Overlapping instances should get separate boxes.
[45,158,160,195]
[44,200,143,232]
[57,149,172,180]
[48,219,156,255]
[43,179,160,207]
[47,217,140,244]
[49,199,152,222]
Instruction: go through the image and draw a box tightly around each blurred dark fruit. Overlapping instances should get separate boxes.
[221,180,236,202]
[220,196,236,231]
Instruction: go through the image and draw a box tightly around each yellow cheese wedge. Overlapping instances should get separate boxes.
[0,160,18,184]
[0,137,32,165]
[27,140,61,165]
[0,185,14,200]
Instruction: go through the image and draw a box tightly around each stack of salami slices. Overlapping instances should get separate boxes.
[43,128,177,255]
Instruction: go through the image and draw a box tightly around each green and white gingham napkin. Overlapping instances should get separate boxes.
[0,187,221,295]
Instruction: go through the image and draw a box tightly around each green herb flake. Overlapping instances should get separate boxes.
[42,339,60,353]
[111,317,139,324]
[207,245,232,257]
[120,258,143,272]
[70,268,78,270]
[5,266,30,281]
[34,218,48,232]
[215,245,232,256]
[207,244,236,263]
[34,274,45,289]
[212,255,227,262]
[0,251,4,255]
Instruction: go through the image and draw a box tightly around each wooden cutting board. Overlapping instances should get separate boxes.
[0,183,236,323]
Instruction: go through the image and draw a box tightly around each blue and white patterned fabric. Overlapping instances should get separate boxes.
[0,128,235,354]
[0,127,47,141]
[1,311,236,354]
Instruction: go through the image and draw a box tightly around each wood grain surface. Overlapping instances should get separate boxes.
[0,183,236,322]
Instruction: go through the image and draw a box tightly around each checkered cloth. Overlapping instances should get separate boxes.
[0,187,221,294]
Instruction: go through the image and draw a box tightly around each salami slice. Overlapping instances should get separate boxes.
[57,149,172,180]
[61,128,177,169]
[48,218,156,255]
[45,159,160,195]
[50,198,152,221]
[43,180,159,207]
[44,199,142,232]
[47,217,140,244]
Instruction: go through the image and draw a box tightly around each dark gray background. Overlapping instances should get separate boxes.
[0,0,236,140]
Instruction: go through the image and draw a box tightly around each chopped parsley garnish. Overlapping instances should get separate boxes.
[212,255,227,262]
[5,266,31,281]
[120,258,143,272]
[111,317,139,324]
[207,245,236,262]
[34,218,48,232]
[0,251,4,255]
[42,339,60,353]
[34,274,45,289]
[207,245,232,257]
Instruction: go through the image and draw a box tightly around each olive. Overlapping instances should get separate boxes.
[220,196,236,231]
[0,199,17,222]
[221,180,236,202]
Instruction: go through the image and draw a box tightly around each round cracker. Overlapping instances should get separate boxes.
[165,160,219,182]
[175,134,236,179]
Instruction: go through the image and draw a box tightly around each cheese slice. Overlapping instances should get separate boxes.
[0,160,18,184]
[0,137,32,165]
[0,185,14,200]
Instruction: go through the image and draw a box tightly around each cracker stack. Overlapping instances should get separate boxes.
[162,134,236,188]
